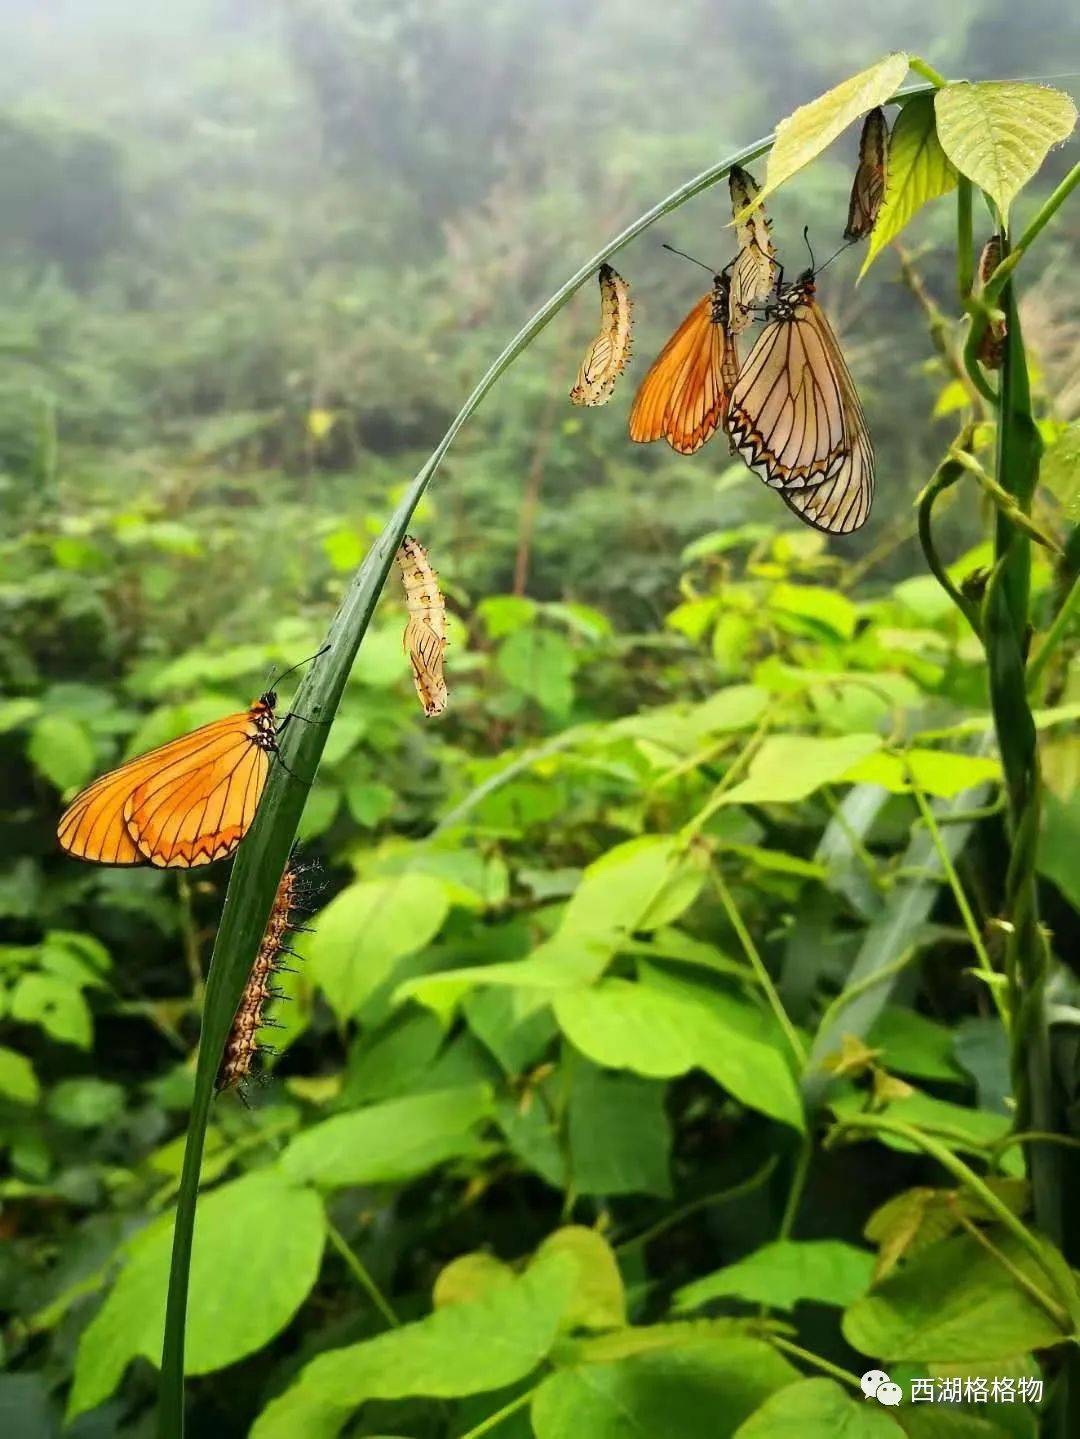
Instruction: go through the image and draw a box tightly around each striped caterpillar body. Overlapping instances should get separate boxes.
[729,166,776,334]
[395,535,448,717]
[976,234,1006,370]
[844,107,889,242]
[215,863,311,1094]
[570,264,633,406]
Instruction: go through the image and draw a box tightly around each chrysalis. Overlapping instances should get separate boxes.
[395,536,448,717]
[728,166,776,334]
[570,263,633,406]
[844,108,889,241]
[216,863,312,1094]
[975,234,1006,371]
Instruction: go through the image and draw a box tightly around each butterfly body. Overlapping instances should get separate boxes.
[727,270,874,534]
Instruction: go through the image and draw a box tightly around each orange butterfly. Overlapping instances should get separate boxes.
[628,271,738,454]
[57,651,325,868]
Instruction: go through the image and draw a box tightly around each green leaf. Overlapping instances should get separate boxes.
[861,95,957,276]
[69,1173,325,1418]
[340,1011,446,1106]
[749,54,910,212]
[830,1087,1013,1161]
[868,1007,965,1081]
[554,976,804,1131]
[733,1378,902,1438]
[399,933,611,1018]
[477,594,537,638]
[433,1252,515,1308]
[280,1084,492,1188]
[345,779,395,827]
[769,584,858,640]
[534,1226,627,1329]
[563,835,706,936]
[306,874,451,1018]
[47,1078,124,1128]
[842,749,1002,798]
[842,1231,1066,1361]
[934,81,1077,216]
[720,734,882,807]
[1041,419,1080,522]
[1038,791,1080,910]
[532,1340,799,1439]
[0,1045,40,1105]
[0,698,39,735]
[568,1062,672,1197]
[10,974,92,1048]
[250,1251,579,1439]
[497,628,576,714]
[27,714,96,793]
[675,1240,875,1313]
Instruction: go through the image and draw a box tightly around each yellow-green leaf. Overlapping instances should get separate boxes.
[743,53,909,215]
[861,95,957,277]
[934,81,1077,217]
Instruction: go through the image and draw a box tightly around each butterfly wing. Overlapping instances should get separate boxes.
[727,297,873,534]
[628,291,728,454]
[845,107,888,241]
[58,709,271,867]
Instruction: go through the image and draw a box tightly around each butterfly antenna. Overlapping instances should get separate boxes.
[267,643,331,691]
[816,238,858,277]
[662,242,718,277]
[803,226,816,273]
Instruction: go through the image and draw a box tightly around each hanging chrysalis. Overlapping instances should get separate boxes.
[570,263,633,406]
[728,166,776,334]
[844,108,889,241]
[216,862,313,1094]
[395,536,448,717]
[975,234,1007,371]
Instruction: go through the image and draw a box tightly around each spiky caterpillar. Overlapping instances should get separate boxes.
[215,863,312,1093]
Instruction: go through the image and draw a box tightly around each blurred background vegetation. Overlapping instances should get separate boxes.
[1,3,1078,1437]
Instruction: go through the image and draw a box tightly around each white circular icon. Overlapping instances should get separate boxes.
[860,1369,891,1400]
[876,1382,903,1406]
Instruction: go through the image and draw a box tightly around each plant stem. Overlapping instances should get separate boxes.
[829,1112,1071,1318]
[811,947,920,1058]
[916,442,982,633]
[712,871,805,1067]
[949,447,1062,554]
[458,1388,537,1439]
[909,56,949,87]
[324,1220,400,1329]
[769,1336,863,1391]
[777,1137,812,1242]
[908,781,1006,1026]
[949,1205,1069,1330]
[957,178,974,302]
[616,1156,778,1253]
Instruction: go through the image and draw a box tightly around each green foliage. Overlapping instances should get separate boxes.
[0,19,1077,1439]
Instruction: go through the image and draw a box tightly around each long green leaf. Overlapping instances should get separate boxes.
[158,82,938,1438]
